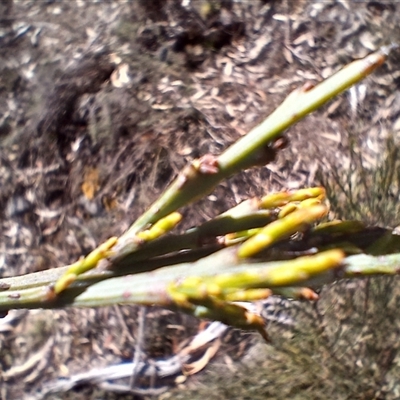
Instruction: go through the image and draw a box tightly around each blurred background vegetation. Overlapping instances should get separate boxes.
[1,1,400,399]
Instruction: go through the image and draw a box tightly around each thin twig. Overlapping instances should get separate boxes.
[130,306,146,389]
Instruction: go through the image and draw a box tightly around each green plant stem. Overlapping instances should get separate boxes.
[0,47,397,334]
[112,199,273,265]
[1,250,400,314]
[118,47,390,243]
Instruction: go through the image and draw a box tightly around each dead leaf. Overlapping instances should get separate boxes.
[182,339,221,376]
[81,167,100,200]
[111,63,131,88]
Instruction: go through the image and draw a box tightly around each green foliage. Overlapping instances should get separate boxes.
[0,46,398,340]
[321,132,400,226]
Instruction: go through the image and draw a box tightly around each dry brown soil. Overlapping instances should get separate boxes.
[1,1,400,399]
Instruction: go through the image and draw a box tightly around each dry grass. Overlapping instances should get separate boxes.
[1,1,400,399]
[321,132,400,228]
